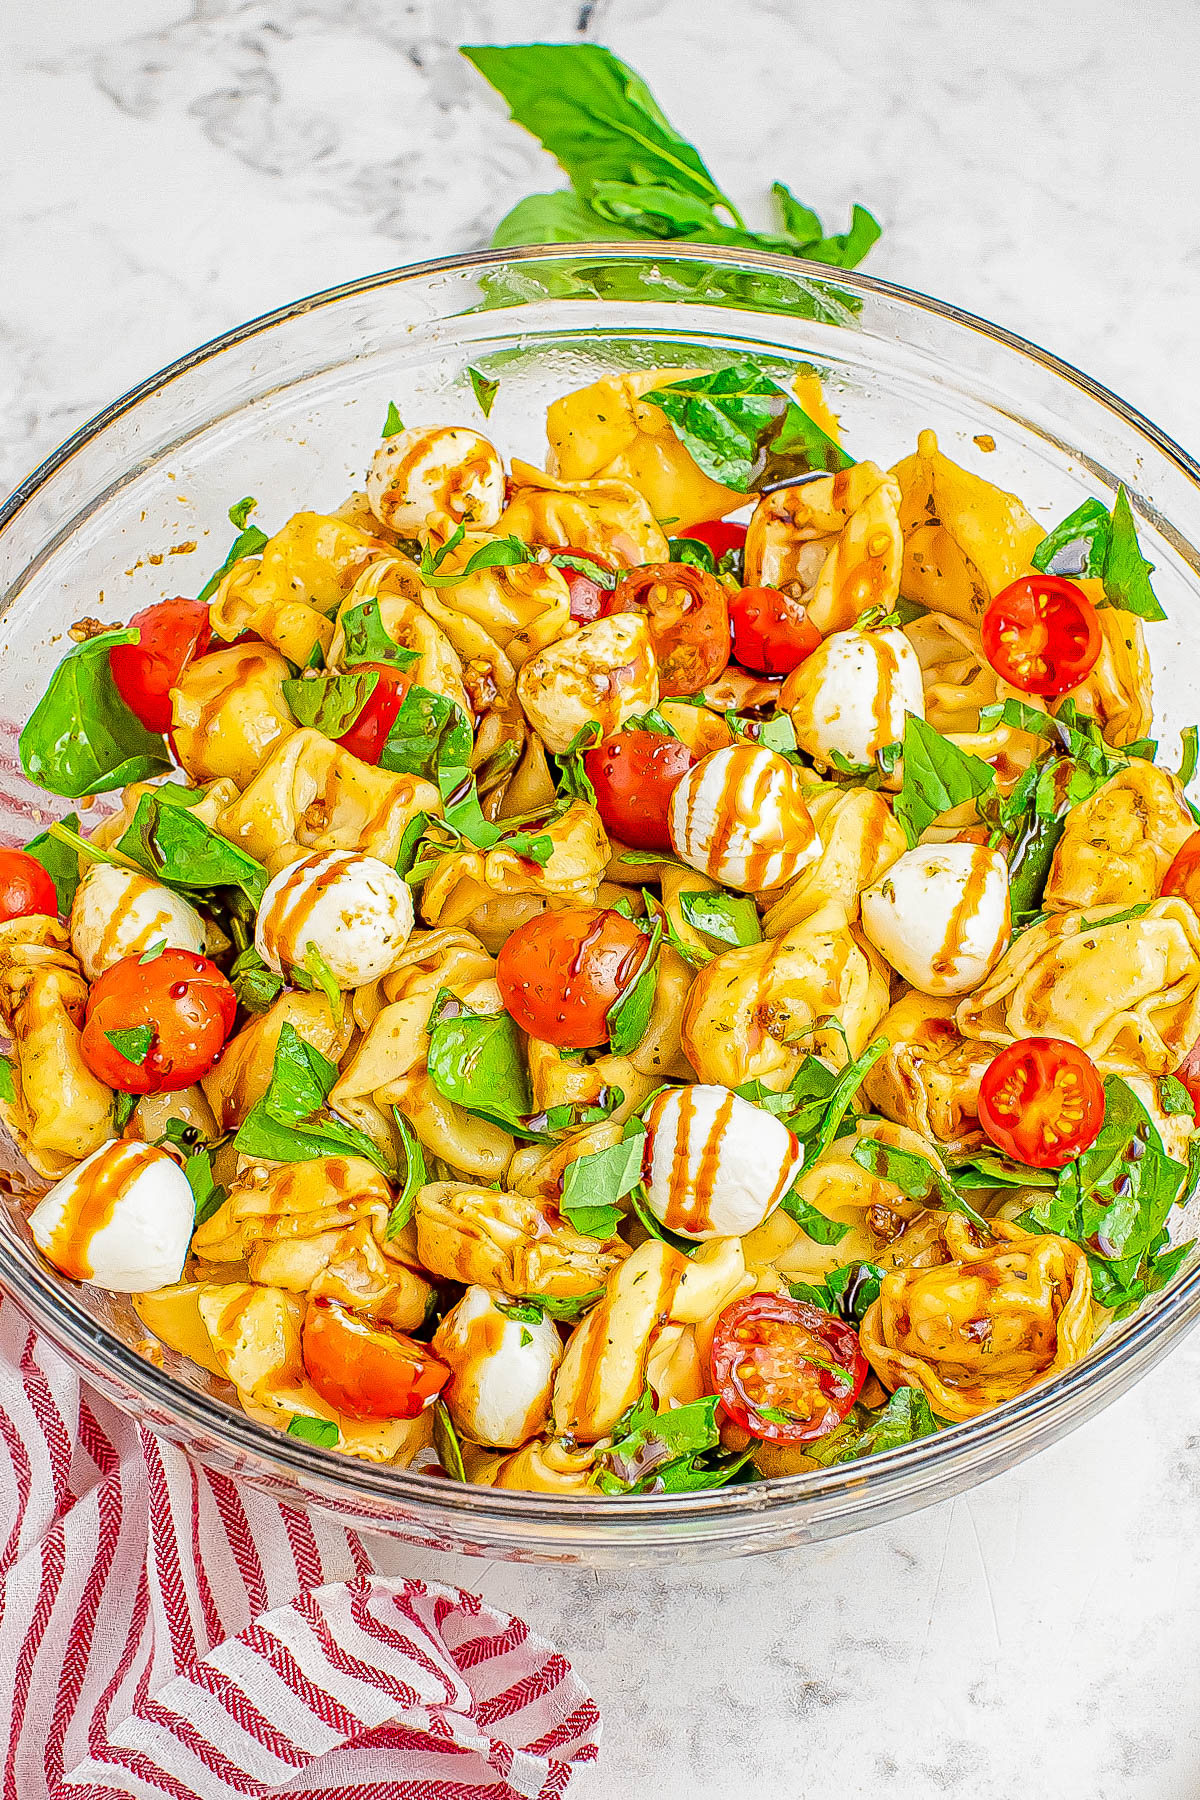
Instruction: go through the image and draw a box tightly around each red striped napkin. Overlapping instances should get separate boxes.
[0,1291,600,1799]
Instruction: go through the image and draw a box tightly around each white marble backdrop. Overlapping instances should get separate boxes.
[3,2,1200,1794]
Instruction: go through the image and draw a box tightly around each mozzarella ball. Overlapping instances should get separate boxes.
[642,1084,801,1240]
[254,850,414,989]
[516,612,659,754]
[668,743,822,892]
[431,1285,563,1449]
[29,1138,194,1292]
[860,841,1011,996]
[366,425,505,537]
[69,861,205,982]
[783,626,924,780]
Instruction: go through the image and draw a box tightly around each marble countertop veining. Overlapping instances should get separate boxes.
[4,2,1200,1794]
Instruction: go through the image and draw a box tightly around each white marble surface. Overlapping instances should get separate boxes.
[4,2,1200,1794]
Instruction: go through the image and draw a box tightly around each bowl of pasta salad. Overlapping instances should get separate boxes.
[2,244,1200,1563]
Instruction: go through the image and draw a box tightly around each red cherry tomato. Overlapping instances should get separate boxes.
[302,1299,449,1420]
[604,563,731,696]
[496,907,650,1050]
[583,730,696,854]
[710,1293,866,1444]
[109,598,213,734]
[80,949,237,1094]
[551,545,616,624]
[977,1036,1106,1168]
[0,849,58,922]
[1161,831,1200,909]
[1175,1039,1200,1122]
[728,586,823,676]
[334,662,413,764]
[980,575,1102,698]
[676,519,747,561]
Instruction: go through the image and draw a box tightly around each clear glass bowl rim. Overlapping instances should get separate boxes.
[3,239,1200,1548]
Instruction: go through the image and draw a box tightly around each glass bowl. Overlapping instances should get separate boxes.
[2,244,1200,1567]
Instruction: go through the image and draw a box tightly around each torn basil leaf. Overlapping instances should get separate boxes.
[283,669,380,739]
[0,1057,15,1105]
[559,1132,644,1240]
[506,1289,605,1322]
[23,811,83,912]
[779,1191,850,1245]
[850,1136,987,1229]
[894,715,997,848]
[288,1415,340,1448]
[338,597,422,671]
[382,401,404,438]
[1030,486,1165,622]
[376,686,474,795]
[196,501,270,604]
[117,789,268,904]
[105,1024,154,1068]
[786,1260,884,1322]
[385,1111,427,1240]
[606,914,663,1057]
[229,945,285,1015]
[595,1389,750,1495]
[431,1400,466,1480]
[467,366,500,418]
[643,358,852,493]
[234,1023,391,1173]
[678,889,761,950]
[426,992,543,1142]
[804,1386,940,1467]
[19,630,171,799]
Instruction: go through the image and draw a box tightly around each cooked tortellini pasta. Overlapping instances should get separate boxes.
[10,367,1190,1502]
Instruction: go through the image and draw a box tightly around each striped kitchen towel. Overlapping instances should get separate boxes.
[0,1290,600,1799]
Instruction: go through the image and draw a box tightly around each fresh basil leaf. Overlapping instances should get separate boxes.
[850,1136,987,1229]
[385,1110,427,1239]
[489,187,649,249]
[621,708,679,737]
[395,810,432,883]
[431,1400,466,1480]
[894,714,997,848]
[596,1390,749,1494]
[196,507,270,604]
[1160,1075,1195,1118]
[553,721,601,807]
[643,357,851,493]
[19,630,171,799]
[283,669,379,739]
[373,685,474,798]
[1176,725,1199,789]
[507,1289,605,1322]
[112,1090,138,1132]
[23,811,82,911]
[779,1192,849,1245]
[381,401,404,438]
[296,941,343,1025]
[228,496,257,532]
[0,1057,15,1105]
[805,1387,941,1467]
[606,915,663,1057]
[467,366,499,418]
[105,1024,153,1068]
[678,889,761,950]
[1104,486,1166,621]
[288,1415,340,1448]
[234,1023,391,1172]
[627,1184,698,1256]
[229,945,285,1015]
[1031,497,1111,579]
[948,1150,1057,1190]
[182,1146,227,1228]
[117,789,268,904]
[137,939,168,964]
[426,993,542,1141]
[559,1132,644,1240]
[420,535,534,590]
[667,535,718,575]
[338,598,422,671]
[798,1037,889,1169]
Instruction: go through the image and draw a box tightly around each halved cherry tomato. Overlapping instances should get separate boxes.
[1174,1038,1200,1122]
[980,575,1101,698]
[1161,831,1200,909]
[583,730,696,854]
[977,1036,1105,1168]
[335,662,413,764]
[676,519,747,561]
[728,586,822,676]
[551,545,615,624]
[604,563,731,696]
[109,598,213,734]
[80,949,237,1094]
[0,849,58,922]
[302,1298,449,1420]
[496,906,649,1050]
[710,1293,866,1444]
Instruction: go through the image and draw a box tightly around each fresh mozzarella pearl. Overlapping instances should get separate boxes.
[642,1084,801,1241]
[783,626,924,780]
[860,841,1011,996]
[28,1139,194,1292]
[69,861,205,981]
[431,1285,563,1448]
[366,425,505,537]
[254,851,414,989]
[668,743,822,892]
[516,612,659,754]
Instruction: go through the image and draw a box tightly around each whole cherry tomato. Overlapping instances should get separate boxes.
[728,586,823,676]
[80,948,237,1094]
[1161,831,1200,909]
[335,662,413,764]
[977,1036,1105,1168]
[302,1299,449,1420]
[710,1293,867,1444]
[109,598,213,734]
[675,519,747,562]
[0,849,58,922]
[583,730,696,854]
[496,906,650,1049]
[551,546,615,624]
[1174,1038,1200,1122]
[604,563,731,696]
[980,575,1101,698]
